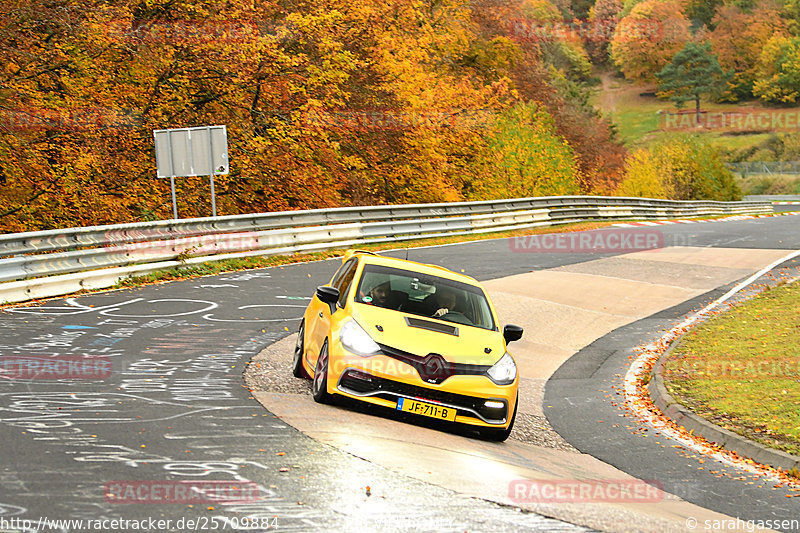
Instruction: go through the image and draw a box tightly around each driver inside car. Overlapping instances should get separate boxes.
[364,281,400,310]
[430,287,458,318]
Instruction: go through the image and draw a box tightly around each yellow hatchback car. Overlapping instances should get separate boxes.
[292,250,523,441]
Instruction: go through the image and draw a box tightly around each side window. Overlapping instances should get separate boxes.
[330,258,355,290]
[333,259,358,308]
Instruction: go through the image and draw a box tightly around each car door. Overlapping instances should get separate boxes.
[307,257,359,370]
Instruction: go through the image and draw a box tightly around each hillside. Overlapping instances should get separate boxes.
[593,71,799,153]
[0,0,626,232]
[3,0,800,232]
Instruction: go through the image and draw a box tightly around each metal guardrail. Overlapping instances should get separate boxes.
[0,196,773,305]
[745,195,800,202]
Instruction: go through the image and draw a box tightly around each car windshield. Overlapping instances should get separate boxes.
[354,264,496,331]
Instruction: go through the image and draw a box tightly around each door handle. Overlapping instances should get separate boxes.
[318,312,323,318]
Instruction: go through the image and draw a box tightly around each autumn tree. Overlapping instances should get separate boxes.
[0,0,181,229]
[586,0,623,62]
[0,0,360,226]
[0,0,629,231]
[591,0,624,24]
[610,0,691,83]
[684,0,723,28]
[480,0,627,192]
[708,1,787,100]
[620,0,645,16]
[614,149,667,198]
[753,35,800,103]
[615,136,741,200]
[782,0,800,36]
[0,0,499,227]
[473,102,582,198]
[656,42,728,122]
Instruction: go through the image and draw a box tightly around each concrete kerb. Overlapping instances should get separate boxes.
[647,288,800,474]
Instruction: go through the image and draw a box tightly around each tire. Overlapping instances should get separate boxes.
[480,394,517,442]
[292,321,309,379]
[312,340,332,404]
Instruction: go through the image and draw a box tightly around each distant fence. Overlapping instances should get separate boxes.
[727,161,800,176]
[0,196,773,305]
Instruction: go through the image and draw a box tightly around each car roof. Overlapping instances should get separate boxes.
[344,250,481,287]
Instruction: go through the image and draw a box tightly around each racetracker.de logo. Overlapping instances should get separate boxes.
[510,229,663,253]
[509,479,664,503]
[300,107,493,132]
[104,481,261,504]
[660,109,800,132]
[667,358,800,380]
[114,231,262,257]
[507,17,663,43]
[99,19,271,44]
[0,107,138,132]
[0,356,112,380]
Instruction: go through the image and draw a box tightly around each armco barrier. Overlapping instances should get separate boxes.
[744,194,800,202]
[0,196,772,305]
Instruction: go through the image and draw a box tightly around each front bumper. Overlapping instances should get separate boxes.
[326,343,517,428]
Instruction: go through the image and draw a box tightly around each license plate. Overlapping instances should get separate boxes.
[396,397,456,421]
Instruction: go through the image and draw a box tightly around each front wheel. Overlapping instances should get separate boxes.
[479,395,517,442]
[312,341,332,404]
[292,321,309,379]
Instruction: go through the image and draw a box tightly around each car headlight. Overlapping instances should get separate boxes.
[486,352,517,385]
[340,320,381,357]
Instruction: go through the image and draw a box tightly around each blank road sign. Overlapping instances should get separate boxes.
[154,125,229,178]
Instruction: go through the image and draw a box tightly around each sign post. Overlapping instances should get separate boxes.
[169,176,178,219]
[153,125,229,219]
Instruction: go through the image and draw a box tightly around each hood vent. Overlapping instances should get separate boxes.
[404,317,459,336]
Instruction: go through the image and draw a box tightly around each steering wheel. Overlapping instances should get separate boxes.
[442,311,473,325]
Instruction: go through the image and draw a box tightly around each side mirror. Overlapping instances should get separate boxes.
[316,286,340,305]
[503,324,523,344]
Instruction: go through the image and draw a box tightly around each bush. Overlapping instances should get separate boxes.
[469,102,582,198]
[616,148,668,198]
[616,136,742,200]
[753,35,800,104]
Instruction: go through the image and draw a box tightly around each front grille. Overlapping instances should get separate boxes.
[378,342,491,385]
[376,378,484,411]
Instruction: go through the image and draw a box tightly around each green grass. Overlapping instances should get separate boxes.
[735,174,800,196]
[708,133,774,152]
[592,74,800,153]
[664,280,800,456]
[606,100,665,145]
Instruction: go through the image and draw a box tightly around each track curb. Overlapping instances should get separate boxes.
[648,301,800,474]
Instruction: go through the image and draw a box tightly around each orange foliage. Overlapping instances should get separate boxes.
[610,0,691,83]
[708,1,787,100]
[0,0,627,231]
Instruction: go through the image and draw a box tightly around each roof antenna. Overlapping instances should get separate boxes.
[405,247,409,261]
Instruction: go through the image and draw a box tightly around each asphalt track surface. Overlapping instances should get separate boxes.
[546,264,800,529]
[0,213,798,532]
